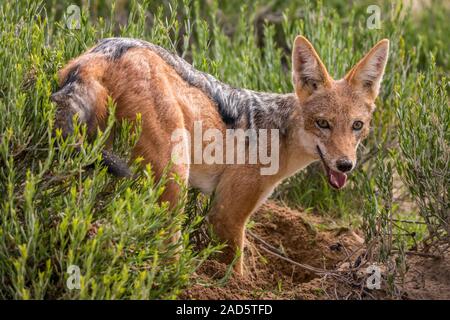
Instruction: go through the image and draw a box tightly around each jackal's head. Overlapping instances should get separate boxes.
[291,36,389,189]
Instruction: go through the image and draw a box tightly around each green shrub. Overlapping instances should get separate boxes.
[0,0,217,300]
[396,62,449,249]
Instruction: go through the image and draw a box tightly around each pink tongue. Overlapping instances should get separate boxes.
[329,170,347,189]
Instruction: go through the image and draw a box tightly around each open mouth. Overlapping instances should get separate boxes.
[316,146,347,190]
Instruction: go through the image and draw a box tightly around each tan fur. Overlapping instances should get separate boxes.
[55,37,389,274]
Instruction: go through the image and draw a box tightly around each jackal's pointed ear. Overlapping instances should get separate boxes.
[345,39,389,100]
[292,36,331,102]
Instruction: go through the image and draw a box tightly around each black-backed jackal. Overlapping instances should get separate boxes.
[52,36,389,274]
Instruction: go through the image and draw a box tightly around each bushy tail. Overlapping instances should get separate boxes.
[99,150,131,178]
[51,68,131,178]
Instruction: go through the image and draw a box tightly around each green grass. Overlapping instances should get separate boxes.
[0,0,448,299]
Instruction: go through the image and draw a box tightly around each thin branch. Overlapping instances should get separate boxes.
[247,229,341,276]
[392,218,427,225]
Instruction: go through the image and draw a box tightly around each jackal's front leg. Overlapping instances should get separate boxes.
[207,169,266,275]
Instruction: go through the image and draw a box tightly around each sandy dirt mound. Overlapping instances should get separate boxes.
[181,201,450,300]
[181,201,364,299]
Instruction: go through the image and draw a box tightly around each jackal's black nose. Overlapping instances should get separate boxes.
[336,159,353,173]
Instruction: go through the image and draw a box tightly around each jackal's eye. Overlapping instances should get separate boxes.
[352,121,364,131]
[316,119,330,129]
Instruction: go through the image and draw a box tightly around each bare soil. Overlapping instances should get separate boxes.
[403,253,450,300]
[181,201,364,299]
[180,201,450,300]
